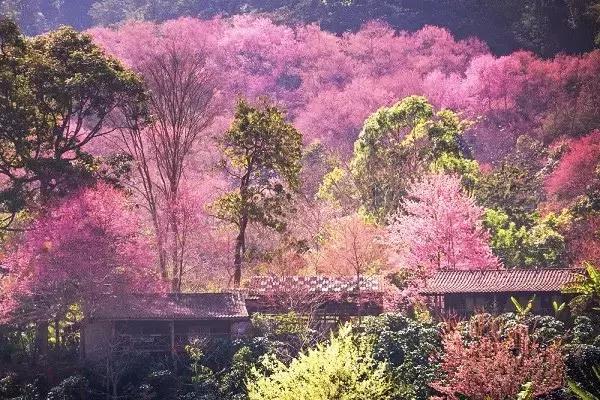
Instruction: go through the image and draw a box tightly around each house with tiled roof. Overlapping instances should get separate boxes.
[82,276,386,360]
[82,293,249,360]
[246,275,385,318]
[419,268,579,316]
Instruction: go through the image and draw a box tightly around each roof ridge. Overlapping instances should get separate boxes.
[438,268,578,273]
[250,274,381,279]
[420,267,579,295]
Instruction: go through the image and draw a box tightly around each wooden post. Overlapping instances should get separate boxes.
[493,294,498,314]
[170,321,175,369]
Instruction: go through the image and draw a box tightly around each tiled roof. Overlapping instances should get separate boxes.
[89,293,248,321]
[248,275,383,295]
[419,268,579,294]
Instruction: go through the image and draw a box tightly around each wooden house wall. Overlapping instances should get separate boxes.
[246,296,384,317]
[83,319,245,361]
[440,291,568,316]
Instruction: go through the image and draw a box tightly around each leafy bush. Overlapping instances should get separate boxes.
[46,376,88,400]
[568,365,600,400]
[247,324,395,400]
[182,336,274,400]
[251,312,314,354]
[572,316,596,344]
[217,346,256,400]
[361,313,443,400]
[495,313,565,345]
[565,344,600,396]
[0,374,21,399]
[139,370,179,400]
[564,263,600,314]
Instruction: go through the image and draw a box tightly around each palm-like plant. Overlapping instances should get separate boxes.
[552,300,566,317]
[563,262,600,313]
[568,365,600,400]
[511,295,536,317]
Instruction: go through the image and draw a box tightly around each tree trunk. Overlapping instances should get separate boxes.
[233,215,248,288]
[54,318,60,351]
[153,215,168,281]
[35,322,48,362]
[170,210,180,292]
[35,176,52,360]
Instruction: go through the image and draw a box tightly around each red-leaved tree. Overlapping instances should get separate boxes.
[545,130,600,208]
[432,316,564,400]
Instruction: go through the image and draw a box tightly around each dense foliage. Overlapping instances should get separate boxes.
[361,314,443,399]
[0,183,162,323]
[349,96,477,220]
[433,314,565,399]
[0,4,600,400]
[79,15,600,279]
[0,311,598,399]
[248,325,394,400]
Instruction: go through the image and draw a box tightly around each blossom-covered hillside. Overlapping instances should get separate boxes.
[0,8,599,400]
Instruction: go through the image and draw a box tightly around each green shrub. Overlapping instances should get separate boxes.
[247,324,394,400]
[565,344,600,396]
[572,316,596,344]
[0,374,21,399]
[360,313,443,400]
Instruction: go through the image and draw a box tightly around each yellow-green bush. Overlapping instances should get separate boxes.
[247,324,394,400]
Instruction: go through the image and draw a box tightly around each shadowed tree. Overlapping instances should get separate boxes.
[121,43,218,291]
[0,19,147,229]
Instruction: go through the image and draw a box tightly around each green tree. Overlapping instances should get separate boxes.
[210,99,302,287]
[348,95,478,221]
[247,324,394,400]
[476,136,548,227]
[483,208,570,268]
[0,19,147,228]
[88,0,198,26]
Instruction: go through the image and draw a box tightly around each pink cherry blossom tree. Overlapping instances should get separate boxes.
[0,183,163,325]
[89,16,600,163]
[388,173,499,279]
[310,213,389,278]
[85,16,600,289]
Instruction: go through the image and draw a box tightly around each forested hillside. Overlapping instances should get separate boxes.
[1,4,600,400]
[0,12,599,296]
[3,0,600,56]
